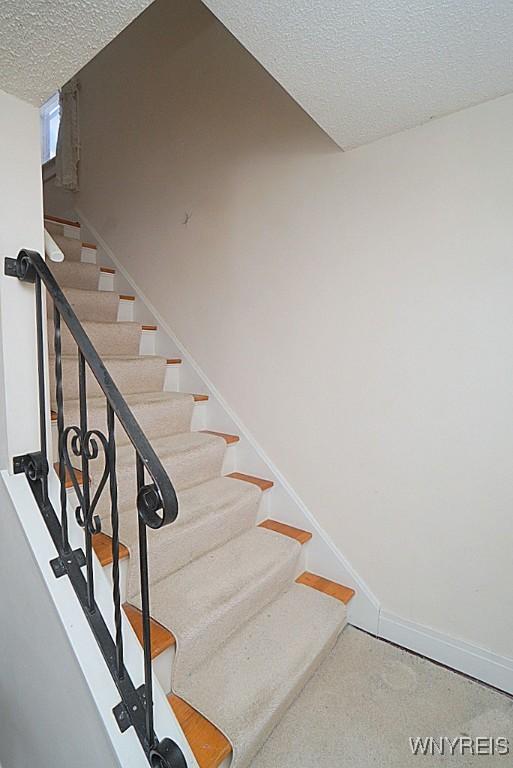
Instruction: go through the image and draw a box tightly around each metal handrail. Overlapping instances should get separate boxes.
[44,227,64,262]
[14,249,178,529]
[4,249,186,768]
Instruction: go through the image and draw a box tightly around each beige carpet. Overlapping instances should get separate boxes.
[48,220,348,768]
[250,627,513,767]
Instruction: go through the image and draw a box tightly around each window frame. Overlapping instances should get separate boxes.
[40,91,61,164]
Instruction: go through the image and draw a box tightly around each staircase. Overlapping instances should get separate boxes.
[44,214,355,768]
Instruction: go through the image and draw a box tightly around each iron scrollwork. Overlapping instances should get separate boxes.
[61,425,107,535]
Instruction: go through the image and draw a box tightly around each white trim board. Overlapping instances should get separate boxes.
[74,206,380,634]
[378,610,513,696]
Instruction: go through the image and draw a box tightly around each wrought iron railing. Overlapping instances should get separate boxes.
[4,249,187,768]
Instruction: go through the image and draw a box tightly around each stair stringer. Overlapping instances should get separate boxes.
[75,206,380,634]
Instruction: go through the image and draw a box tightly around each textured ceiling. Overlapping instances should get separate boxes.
[202,0,513,148]
[0,0,154,104]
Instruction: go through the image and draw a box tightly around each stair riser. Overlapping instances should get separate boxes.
[49,356,167,402]
[164,363,179,391]
[99,271,115,291]
[48,320,141,356]
[140,329,157,356]
[117,298,135,322]
[153,645,174,696]
[190,399,208,430]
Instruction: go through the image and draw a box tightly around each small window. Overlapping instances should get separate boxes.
[40,91,61,164]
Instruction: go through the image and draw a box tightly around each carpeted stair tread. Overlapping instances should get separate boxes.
[176,583,347,768]
[49,354,167,401]
[50,231,84,261]
[105,476,261,597]
[93,431,227,525]
[53,390,194,445]
[49,259,100,290]
[115,430,226,485]
[134,527,301,676]
[47,286,120,322]
[48,318,141,355]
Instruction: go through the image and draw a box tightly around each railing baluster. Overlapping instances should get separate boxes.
[136,454,155,747]
[53,305,70,552]
[35,274,49,506]
[108,402,124,678]
[78,351,95,611]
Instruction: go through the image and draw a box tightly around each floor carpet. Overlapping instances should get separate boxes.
[250,627,513,767]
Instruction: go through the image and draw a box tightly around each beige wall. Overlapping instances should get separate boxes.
[46,0,513,660]
[0,88,45,468]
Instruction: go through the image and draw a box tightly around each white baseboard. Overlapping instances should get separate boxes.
[379,610,513,696]
[75,206,380,634]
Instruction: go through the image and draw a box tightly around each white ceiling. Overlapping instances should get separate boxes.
[0,0,154,105]
[202,0,513,148]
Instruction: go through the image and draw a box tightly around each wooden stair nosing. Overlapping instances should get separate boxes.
[168,695,231,768]
[167,358,182,365]
[82,241,97,250]
[92,531,129,567]
[226,472,273,492]
[192,393,209,402]
[201,430,239,445]
[296,571,355,605]
[258,519,312,545]
[100,266,115,274]
[119,294,135,301]
[44,214,80,228]
[53,461,83,488]
[123,603,175,658]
